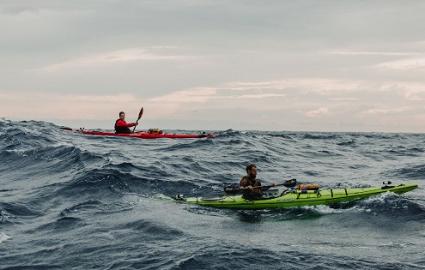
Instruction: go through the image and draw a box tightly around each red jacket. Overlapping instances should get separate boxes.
[115,119,137,133]
[115,119,137,128]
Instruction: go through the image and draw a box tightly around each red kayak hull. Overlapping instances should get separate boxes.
[78,130,213,139]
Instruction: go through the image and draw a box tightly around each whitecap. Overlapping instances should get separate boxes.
[0,232,11,243]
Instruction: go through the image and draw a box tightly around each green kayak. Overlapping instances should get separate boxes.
[177,183,418,210]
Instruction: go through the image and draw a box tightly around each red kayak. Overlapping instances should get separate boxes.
[75,129,213,140]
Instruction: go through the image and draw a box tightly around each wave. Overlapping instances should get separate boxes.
[389,164,425,179]
[337,139,356,146]
[302,133,339,140]
[354,192,425,220]
[34,216,84,233]
[156,138,215,152]
[0,232,11,244]
[117,219,184,240]
[173,245,422,270]
[0,202,42,218]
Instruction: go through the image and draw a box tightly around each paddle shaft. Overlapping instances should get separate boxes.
[237,179,296,191]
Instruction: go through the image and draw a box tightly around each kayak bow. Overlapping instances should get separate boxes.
[177,183,418,210]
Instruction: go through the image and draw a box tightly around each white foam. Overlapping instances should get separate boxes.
[152,193,175,201]
[300,205,348,214]
[361,191,398,203]
[0,232,11,243]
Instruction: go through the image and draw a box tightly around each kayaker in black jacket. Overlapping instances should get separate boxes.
[240,164,262,199]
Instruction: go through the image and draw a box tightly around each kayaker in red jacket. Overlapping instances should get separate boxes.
[115,111,138,134]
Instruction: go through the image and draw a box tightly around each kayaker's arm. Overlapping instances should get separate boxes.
[116,119,138,128]
[240,177,263,196]
[127,122,138,128]
[240,177,248,187]
[242,185,255,191]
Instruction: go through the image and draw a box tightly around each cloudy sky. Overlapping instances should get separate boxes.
[1,0,425,132]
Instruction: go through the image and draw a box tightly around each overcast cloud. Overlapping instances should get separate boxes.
[1,0,425,132]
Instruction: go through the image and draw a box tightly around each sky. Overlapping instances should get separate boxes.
[1,0,425,132]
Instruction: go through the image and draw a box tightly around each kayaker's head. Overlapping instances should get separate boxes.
[246,164,257,179]
[119,111,126,121]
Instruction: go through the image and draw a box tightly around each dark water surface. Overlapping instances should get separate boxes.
[0,120,424,270]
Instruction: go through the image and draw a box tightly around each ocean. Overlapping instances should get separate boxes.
[0,119,424,269]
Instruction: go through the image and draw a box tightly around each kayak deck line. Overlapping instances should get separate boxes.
[177,183,418,210]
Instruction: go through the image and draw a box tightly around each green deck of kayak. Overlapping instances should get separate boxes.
[183,183,418,210]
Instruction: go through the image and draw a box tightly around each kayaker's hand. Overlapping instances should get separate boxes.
[134,122,139,126]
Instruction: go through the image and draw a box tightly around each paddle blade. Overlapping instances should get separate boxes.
[137,107,144,120]
[133,107,144,133]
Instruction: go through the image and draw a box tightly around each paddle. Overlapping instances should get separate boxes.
[132,107,144,133]
[224,178,296,194]
[242,179,296,191]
